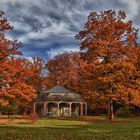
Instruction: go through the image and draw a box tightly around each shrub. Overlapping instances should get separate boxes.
[115,107,130,117]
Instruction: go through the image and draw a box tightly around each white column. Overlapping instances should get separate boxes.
[80,102,83,116]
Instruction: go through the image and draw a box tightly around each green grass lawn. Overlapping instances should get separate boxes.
[0,116,140,140]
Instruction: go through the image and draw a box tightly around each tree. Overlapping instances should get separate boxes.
[76,9,140,119]
[0,11,36,112]
[0,58,37,113]
[45,52,81,92]
[0,11,22,106]
[0,11,21,62]
[17,57,45,94]
[137,46,140,72]
[128,55,140,108]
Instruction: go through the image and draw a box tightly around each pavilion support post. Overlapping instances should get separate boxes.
[85,103,87,116]
[43,102,47,116]
[69,102,72,117]
[80,102,83,116]
[57,102,60,116]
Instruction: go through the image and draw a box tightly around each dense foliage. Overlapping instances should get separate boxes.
[45,52,81,92]
[76,10,140,119]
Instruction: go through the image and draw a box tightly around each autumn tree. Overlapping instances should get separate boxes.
[45,52,81,92]
[129,48,140,108]
[136,46,140,70]
[0,11,22,106]
[76,10,140,119]
[0,11,21,62]
[18,57,45,94]
[0,11,36,114]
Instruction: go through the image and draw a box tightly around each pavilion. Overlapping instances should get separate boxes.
[33,85,87,117]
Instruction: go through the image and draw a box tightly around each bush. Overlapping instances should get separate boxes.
[115,107,130,117]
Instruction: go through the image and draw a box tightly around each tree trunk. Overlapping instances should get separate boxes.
[108,99,114,120]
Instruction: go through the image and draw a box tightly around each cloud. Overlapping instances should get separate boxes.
[45,45,79,59]
[18,20,75,43]
[0,0,140,60]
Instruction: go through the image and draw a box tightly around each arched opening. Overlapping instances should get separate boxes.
[47,102,58,116]
[35,103,43,116]
[59,102,69,116]
[71,103,80,116]
[75,102,84,116]
[33,101,87,117]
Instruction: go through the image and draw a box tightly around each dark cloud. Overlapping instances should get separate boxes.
[0,0,140,60]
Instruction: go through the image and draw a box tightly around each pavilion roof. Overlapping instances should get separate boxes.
[45,85,72,94]
[34,85,84,102]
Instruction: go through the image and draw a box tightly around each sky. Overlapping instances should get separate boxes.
[0,0,140,61]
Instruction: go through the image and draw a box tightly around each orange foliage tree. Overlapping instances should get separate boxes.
[45,52,81,92]
[134,48,140,108]
[0,11,36,113]
[16,57,45,94]
[76,10,140,119]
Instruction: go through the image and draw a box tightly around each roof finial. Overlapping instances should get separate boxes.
[57,80,60,85]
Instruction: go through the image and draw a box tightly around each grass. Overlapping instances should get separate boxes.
[0,116,140,140]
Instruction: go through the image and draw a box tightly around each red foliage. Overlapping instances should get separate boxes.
[0,11,37,107]
[45,52,81,92]
[76,10,140,119]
